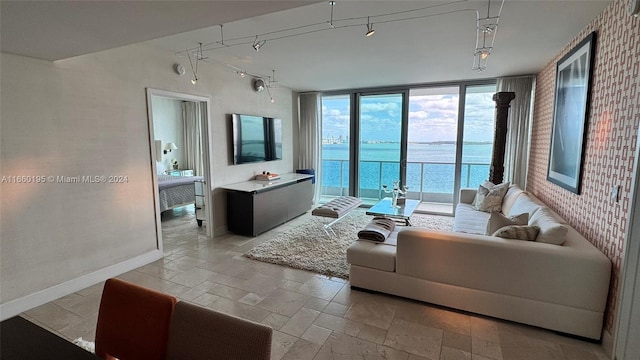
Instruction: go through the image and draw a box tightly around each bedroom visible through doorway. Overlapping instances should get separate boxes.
[146,89,213,251]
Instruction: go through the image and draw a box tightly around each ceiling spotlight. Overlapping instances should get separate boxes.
[365,16,375,37]
[473,47,491,72]
[237,71,246,78]
[475,47,492,59]
[266,86,275,103]
[481,25,495,34]
[366,27,375,37]
[187,42,205,85]
[252,36,266,52]
[472,0,505,71]
[328,1,336,28]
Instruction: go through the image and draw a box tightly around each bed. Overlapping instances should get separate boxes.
[157,175,204,213]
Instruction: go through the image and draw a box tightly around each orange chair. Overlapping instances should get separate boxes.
[95,278,177,360]
[166,301,273,360]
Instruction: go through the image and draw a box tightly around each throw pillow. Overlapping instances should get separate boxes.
[473,181,492,208]
[529,207,568,245]
[486,211,529,236]
[492,225,540,241]
[474,181,510,212]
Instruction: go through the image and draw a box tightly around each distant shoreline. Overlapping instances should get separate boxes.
[323,141,492,145]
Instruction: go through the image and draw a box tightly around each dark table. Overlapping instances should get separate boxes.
[1,316,99,359]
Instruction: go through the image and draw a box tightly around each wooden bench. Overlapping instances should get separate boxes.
[312,196,362,236]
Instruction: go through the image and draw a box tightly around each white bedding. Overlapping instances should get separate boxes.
[157,175,203,212]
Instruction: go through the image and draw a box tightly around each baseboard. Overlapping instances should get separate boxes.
[0,249,163,321]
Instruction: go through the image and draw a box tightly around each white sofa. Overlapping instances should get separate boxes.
[347,186,611,340]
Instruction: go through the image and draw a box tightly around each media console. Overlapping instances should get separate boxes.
[221,173,314,236]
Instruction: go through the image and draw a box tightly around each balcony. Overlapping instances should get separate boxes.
[320,159,490,214]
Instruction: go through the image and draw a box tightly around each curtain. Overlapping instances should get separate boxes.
[182,101,204,176]
[497,75,536,189]
[298,92,322,204]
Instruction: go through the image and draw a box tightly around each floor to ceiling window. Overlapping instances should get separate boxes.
[461,84,497,190]
[321,94,351,197]
[320,81,496,214]
[358,93,405,205]
[407,87,459,211]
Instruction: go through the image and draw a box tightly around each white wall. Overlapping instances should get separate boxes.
[152,97,184,171]
[0,41,295,315]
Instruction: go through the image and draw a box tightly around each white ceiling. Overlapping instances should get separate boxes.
[1,0,611,92]
[0,1,317,61]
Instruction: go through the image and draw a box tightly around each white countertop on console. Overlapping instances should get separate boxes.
[220,173,313,193]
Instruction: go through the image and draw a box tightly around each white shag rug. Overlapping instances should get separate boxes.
[244,209,454,279]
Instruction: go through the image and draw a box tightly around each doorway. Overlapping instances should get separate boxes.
[613,131,640,359]
[146,89,214,250]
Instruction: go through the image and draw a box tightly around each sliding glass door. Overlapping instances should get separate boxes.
[321,95,351,197]
[320,81,496,214]
[461,85,497,191]
[357,92,406,205]
[406,87,459,212]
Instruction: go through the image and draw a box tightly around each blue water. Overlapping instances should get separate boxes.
[322,143,493,194]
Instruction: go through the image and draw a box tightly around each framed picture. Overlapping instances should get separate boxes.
[547,32,597,194]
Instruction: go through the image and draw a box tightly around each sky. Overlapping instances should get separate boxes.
[322,86,496,143]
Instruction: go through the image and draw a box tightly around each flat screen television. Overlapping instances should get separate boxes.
[231,114,282,165]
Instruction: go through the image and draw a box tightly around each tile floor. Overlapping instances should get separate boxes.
[22,206,610,360]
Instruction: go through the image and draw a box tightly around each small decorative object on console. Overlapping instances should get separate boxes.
[171,159,179,170]
[382,180,408,208]
[255,171,281,181]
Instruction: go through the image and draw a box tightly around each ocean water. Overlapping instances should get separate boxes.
[321,143,493,193]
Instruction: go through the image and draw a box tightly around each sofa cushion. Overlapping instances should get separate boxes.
[501,185,525,215]
[492,225,540,241]
[347,231,398,272]
[474,181,510,212]
[453,203,491,235]
[507,193,543,219]
[486,211,529,235]
[529,208,568,245]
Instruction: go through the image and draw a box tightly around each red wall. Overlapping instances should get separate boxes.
[528,0,639,332]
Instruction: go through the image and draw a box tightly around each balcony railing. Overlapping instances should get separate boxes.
[321,159,490,203]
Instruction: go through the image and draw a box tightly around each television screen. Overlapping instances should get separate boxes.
[232,114,282,165]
